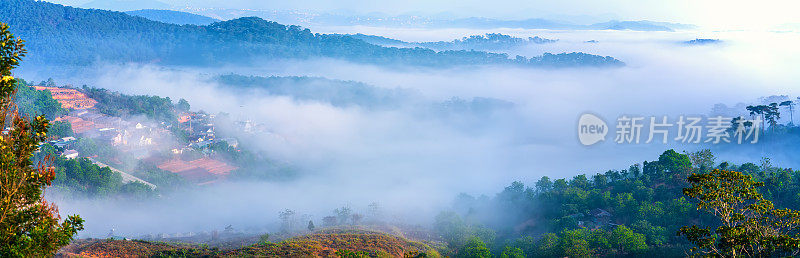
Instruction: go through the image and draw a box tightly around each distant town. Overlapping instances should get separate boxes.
[35,85,262,186]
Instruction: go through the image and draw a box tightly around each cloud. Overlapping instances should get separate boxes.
[24,28,800,237]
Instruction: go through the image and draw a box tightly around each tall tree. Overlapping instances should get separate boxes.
[780,100,794,125]
[765,103,781,130]
[0,23,83,257]
[746,105,767,133]
[679,169,800,257]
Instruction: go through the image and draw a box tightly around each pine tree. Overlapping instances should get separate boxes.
[0,22,84,257]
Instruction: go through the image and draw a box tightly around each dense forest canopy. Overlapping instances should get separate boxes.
[433,149,800,257]
[0,0,623,68]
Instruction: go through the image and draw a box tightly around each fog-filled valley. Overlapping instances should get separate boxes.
[3,0,800,257]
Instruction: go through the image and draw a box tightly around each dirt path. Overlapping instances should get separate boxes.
[87,157,157,189]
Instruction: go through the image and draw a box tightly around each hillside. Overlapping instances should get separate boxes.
[348,33,558,51]
[58,229,441,257]
[126,9,220,25]
[0,0,623,68]
[82,0,170,12]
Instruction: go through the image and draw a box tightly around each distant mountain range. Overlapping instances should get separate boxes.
[55,0,696,31]
[126,9,220,25]
[347,33,558,51]
[186,8,695,32]
[82,0,170,12]
[0,0,624,68]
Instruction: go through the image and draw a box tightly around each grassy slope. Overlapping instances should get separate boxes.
[58,229,442,257]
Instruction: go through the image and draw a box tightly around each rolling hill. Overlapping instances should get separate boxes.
[82,0,171,12]
[126,9,220,25]
[0,0,623,68]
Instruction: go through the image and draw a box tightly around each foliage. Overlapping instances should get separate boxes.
[459,237,491,258]
[336,249,371,258]
[0,22,83,257]
[420,33,557,51]
[0,0,623,68]
[48,156,156,199]
[436,149,800,257]
[81,86,178,123]
[679,169,800,257]
[12,78,65,120]
[216,74,414,108]
[48,120,73,138]
[125,9,219,26]
[499,246,525,258]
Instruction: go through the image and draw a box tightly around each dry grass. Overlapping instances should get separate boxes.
[57,229,441,258]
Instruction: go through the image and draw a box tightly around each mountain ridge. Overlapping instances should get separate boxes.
[126,9,220,25]
[0,0,624,68]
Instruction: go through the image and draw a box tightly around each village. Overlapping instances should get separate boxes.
[35,85,252,186]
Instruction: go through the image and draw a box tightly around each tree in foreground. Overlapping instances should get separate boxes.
[679,169,800,257]
[0,22,83,256]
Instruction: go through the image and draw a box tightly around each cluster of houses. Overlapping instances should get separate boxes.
[55,109,170,159]
[47,136,79,159]
[36,86,242,185]
[173,112,239,153]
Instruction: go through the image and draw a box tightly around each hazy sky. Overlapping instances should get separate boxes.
[46,0,800,29]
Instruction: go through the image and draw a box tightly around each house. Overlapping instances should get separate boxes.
[62,149,79,159]
[590,208,613,225]
[590,208,612,218]
[49,136,77,150]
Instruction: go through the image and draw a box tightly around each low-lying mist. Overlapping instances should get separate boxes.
[23,29,800,238]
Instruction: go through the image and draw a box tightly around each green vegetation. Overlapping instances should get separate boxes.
[216,74,415,108]
[0,22,82,257]
[125,9,220,26]
[0,0,623,68]
[434,149,800,257]
[35,143,158,199]
[13,78,65,120]
[349,33,558,51]
[679,169,800,257]
[419,33,558,51]
[82,86,178,123]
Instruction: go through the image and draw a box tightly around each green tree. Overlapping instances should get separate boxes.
[177,98,190,112]
[435,211,467,244]
[559,228,593,257]
[500,246,525,258]
[48,120,73,138]
[679,169,800,257]
[609,225,647,254]
[658,149,692,180]
[0,22,83,257]
[535,233,559,257]
[459,237,491,258]
[779,100,794,125]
